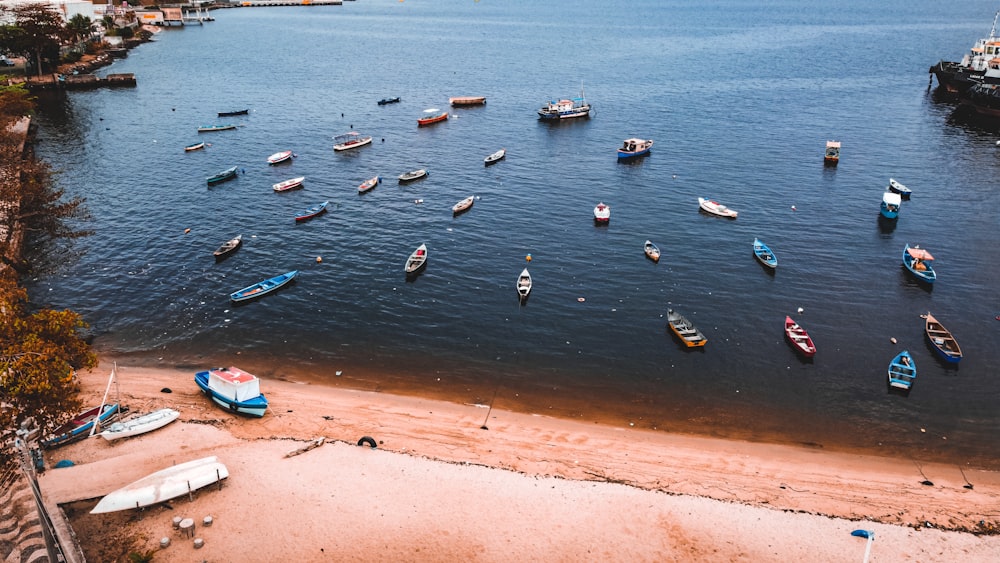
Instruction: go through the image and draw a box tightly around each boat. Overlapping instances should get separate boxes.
[358,175,381,193]
[267,150,294,165]
[593,202,610,223]
[90,456,229,514]
[99,408,180,441]
[924,312,963,363]
[207,165,239,185]
[963,80,1000,117]
[449,96,486,106]
[197,124,236,133]
[377,97,401,105]
[41,403,120,449]
[213,234,242,260]
[516,268,532,302]
[452,196,475,215]
[399,168,428,183]
[538,87,591,120]
[824,140,840,165]
[333,131,373,151]
[902,244,936,284]
[888,350,917,391]
[230,270,298,302]
[929,10,1000,94]
[643,240,660,262]
[888,178,912,198]
[272,176,305,192]
[194,366,270,417]
[184,141,205,152]
[217,108,249,117]
[405,243,428,277]
[752,238,778,269]
[484,148,506,165]
[784,316,816,357]
[417,108,448,126]
[698,197,738,218]
[880,191,901,220]
[295,201,329,222]
[617,138,653,159]
[666,309,707,348]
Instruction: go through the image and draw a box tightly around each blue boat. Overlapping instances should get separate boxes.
[295,201,328,222]
[230,270,298,302]
[924,312,962,363]
[902,244,936,283]
[887,350,916,391]
[617,138,653,159]
[752,238,778,269]
[880,191,901,219]
[41,403,120,449]
[207,165,239,185]
[194,366,269,417]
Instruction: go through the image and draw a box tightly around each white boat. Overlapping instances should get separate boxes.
[888,178,912,198]
[484,148,506,165]
[399,169,428,182]
[272,176,305,192]
[644,240,660,262]
[405,243,428,276]
[90,456,229,514]
[538,86,591,120]
[99,408,180,441]
[516,268,532,302]
[267,150,294,165]
[333,131,373,151]
[698,197,738,219]
[593,202,610,223]
[452,196,475,215]
[358,175,380,193]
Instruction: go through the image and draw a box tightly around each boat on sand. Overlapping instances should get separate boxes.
[90,456,229,514]
[99,408,180,441]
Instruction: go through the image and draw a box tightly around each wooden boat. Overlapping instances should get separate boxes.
[449,96,486,106]
[207,165,239,185]
[405,243,428,276]
[924,312,962,363]
[184,141,205,152]
[359,175,381,193]
[888,178,912,198]
[484,148,506,165]
[516,268,532,302]
[217,108,249,117]
[784,316,816,357]
[99,408,180,441]
[644,240,660,262]
[698,197,738,218]
[213,234,242,260]
[90,456,229,514]
[295,201,329,222]
[41,403,120,449]
[880,191,901,219]
[267,150,294,165]
[272,176,305,192]
[197,124,237,133]
[888,350,916,390]
[824,140,840,165]
[333,131,373,151]
[593,202,610,223]
[377,97,401,105]
[666,309,707,348]
[399,168,428,183]
[752,238,777,269]
[230,270,298,302]
[452,196,475,215]
[902,244,936,283]
[617,138,653,159]
[417,108,448,126]
[194,366,270,416]
[538,87,591,120]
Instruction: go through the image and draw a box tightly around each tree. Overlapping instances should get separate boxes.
[0,4,71,77]
[65,14,94,45]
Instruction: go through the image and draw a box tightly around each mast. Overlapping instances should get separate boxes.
[89,363,116,437]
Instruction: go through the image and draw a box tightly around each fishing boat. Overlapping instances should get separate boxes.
[902,244,936,283]
[880,191,901,219]
[449,96,486,106]
[267,150,294,165]
[230,270,298,302]
[516,268,532,302]
[888,350,917,391]
[399,168,428,183]
[698,197,738,218]
[888,178,912,198]
[90,456,229,514]
[295,201,329,222]
[752,238,778,269]
[617,138,653,159]
[452,196,475,215]
[358,175,380,193]
[824,140,840,165]
[213,234,242,260]
[41,403,120,449]
[666,309,707,348]
[197,124,236,133]
[538,87,591,120]
[206,165,239,185]
[924,312,963,363]
[217,108,249,117]
[643,240,660,262]
[333,131,373,151]
[272,176,305,192]
[784,316,816,358]
[377,97,401,105]
[99,408,180,441]
[184,141,205,152]
[929,10,1000,94]
[417,108,448,126]
[593,202,610,223]
[484,148,506,165]
[405,243,428,277]
[194,366,270,417]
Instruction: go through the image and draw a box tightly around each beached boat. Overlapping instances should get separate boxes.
[405,243,428,277]
[824,140,840,165]
[41,403,120,449]
[267,150,294,165]
[99,408,180,441]
[399,169,428,183]
[902,244,936,284]
[213,234,242,260]
[184,141,205,152]
[924,312,963,363]
[618,138,653,159]
[90,456,229,514]
[538,88,591,120]
[888,350,917,391]
[784,316,816,358]
[194,366,270,417]
[452,196,475,215]
[197,124,236,133]
[206,165,239,185]
[880,191,901,220]
[698,197,738,218]
[333,131,373,151]
[644,240,660,262]
[359,175,380,193]
[593,202,610,223]
[753,238,778,269]
[217,108,249,117]
[295,201,329,222]
[888,178,912,198]
[417,108,448,126]
[484,148,506,165]
[449,96,486,106]
[666,309,707,348]
[377,97,401,105]
[516,268,532,302]
[272,176,305,192]
[230,270,298,302]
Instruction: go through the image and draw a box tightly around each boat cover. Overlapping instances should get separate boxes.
[882,192,902,206]
[209,367,261,402]
[907,247,935,260]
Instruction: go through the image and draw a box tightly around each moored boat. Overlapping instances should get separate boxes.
[405,243,428,277]
[449,96,486,106]
[516,268,532,302]
[41,403,120,449]
[902,244,936,283]
[206,165,239,185]
[784,316,816,357]
[230,270,298,302]
[213,234,242,260]
[880,191,901,220]
[185,141,205,152]
[888,178,912,198]
[929,10,1000,94]
[399,168,428,183]
[358,175,381,193]
[824,140,840,165]
[452,195,475,215]
[377,97,401,105]
[194,366,270,416]
[643,240,660,262]
[90,456,229,514]
[593,202,610,223]
[484,148,506,165]
[267,150,294,165]
[333,131,373,151]
[217,108,249,117]
[666,309,707,348]
[99,408,180,441]
[197,124,236,133]
[888,350,916,391]
[417,108,448,126]
[698,197,738,218]
[272,176,305,192]
[924,312,962,363]
[538,87,591,120]
[295,201,329,222]
[752,238,778,269]
[618,138,653,159]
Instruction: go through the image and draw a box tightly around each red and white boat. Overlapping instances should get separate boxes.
[784,316,816,357]
[267,150,294,165]
[449,96,486,106]
[272,176,305,192]
[593,202,610,223]
[358,175,381,193]
[417,108,448,126]
[698,197,738,219]
[334,131,373,151]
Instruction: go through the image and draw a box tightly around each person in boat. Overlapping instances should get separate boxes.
[913,259,926,271]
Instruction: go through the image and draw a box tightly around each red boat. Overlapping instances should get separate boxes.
[417,108,448,126]
[784,316,816,357]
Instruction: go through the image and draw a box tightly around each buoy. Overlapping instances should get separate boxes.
[797,307,804,313]
[577,297,586,302]
[184,228,191,234]
[316,256,322,263]
[791,205,796,211]
[526,254,532,262]
[890,337,897,344]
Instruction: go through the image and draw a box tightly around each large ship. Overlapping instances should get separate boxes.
[929,10,1000,94]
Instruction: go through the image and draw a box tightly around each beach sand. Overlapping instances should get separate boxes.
[38,362,1000,562]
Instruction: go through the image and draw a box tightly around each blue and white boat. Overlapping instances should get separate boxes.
[880,191,901,219]
[538,87,591,120]
[230,270,298,302]
[752,238,778,269]
[888,178,911,199]
[617,138,653,159]
[924,312,962,363]
[42,403,120,448]
[888,350,916,391]
[194,366,269,417]
[207,165,239,185]
[295,201,328,222]
[902,244,936,284]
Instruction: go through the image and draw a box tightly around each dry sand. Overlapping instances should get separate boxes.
[38,363,1000,562]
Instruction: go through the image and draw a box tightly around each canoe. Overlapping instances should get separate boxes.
[888,178,911,198]
[644,240,660,262]
[217,109,249,117]
[272,176,305,192]
[184,142,205,152]
[666,309,707,347]
[359,175,381,193]
[194,366,269,417]
[698,197,738,218]
[295,201,328,222]
[449,96,486,106]
[485,148,506,165]
[417,108,448,126]
[593,202,610,223]
[399,169,428,183]
[516,268,532,302]
[377,97,401,105]
[902,244,936,283]
[99,408,180,441]
[784,316,816,357]
[405,243,428,277]
[206,165,239,185]
[333,132,373,151]
[197,124,236,133]
[41,403,120,449]
[90,456,229,514]
[452,196,475,215]
[230,270,298,302]
[924,312,962,363]
[267,150,294,165]
[888,350,916,390]
[753,238,778,269]
[213,234,242,260]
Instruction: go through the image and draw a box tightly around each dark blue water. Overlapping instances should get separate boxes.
[28,0,1000,467]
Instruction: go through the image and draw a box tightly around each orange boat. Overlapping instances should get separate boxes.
[449,96,486,106]
[417,108,448,126]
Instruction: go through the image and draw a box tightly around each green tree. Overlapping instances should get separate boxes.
[65,13,94,44]
[0,4,71,77]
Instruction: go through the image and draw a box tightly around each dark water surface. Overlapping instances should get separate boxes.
[28,0,1000,468]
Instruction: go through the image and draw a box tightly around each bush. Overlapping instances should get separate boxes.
[61,51,82,64]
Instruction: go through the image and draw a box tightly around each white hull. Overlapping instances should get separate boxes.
[334,136,373,151]
[90,456,229,514]
[100,408,180,441]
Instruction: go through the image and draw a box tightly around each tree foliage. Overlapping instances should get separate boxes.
[0,4,70,77]
[66,14,93,44]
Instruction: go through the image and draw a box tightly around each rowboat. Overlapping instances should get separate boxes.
[359,175,380,193]
[452,196,475,215]
[824,140,840,165]
[206,165,239,185]
[333,131,373,151]
[924,312,962,363]
[217,108,249,117]
[417,108,448,126]
[295,201,328,222]
[399,169,428,183]
[377,97,401,105]
[41,403,120,449]
[213,234,242,260]
[194,366,269,417]
[184,141,205,152]
[888,350,916,391]
[405,243,428,277]
[644,240,660,262]
[784,316,816,357]
[666,309,707,348]
[888,178,912,198]
[484,148,506,165]
[516,268,532,302]
[617,138,653,159]
[880,191,901,219]
[90,456,229,514]
[99,408,180,441]
[272,176,305,192]
[197,124,236,133]
[698,197,738,218]
[593,202,610,223]
[449,96,486,106]
[230,270,298,302]
[267,150,294,165]
[902,244,936,283]
[538,86,591,120]
[753,238,778,269]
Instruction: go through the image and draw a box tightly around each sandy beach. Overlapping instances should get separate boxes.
[37,362,1000,562]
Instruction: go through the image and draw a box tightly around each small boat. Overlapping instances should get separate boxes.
[538,87,591,120]
[698,197,738,218]
[99,408,180,441]
[452,196,475,215]
[185,141,205,152]
[405,244,428,277]
[295,201,329,222]
[213,234,242,260]
[643,240,660,262]
[272,176,305,192]
[784,316,816,357]
[449,96,486,106]
[217,108,249,117]
[417,108,448,126]
[197,124,237,133]
[752,238,778,269]
[358,175,381,193]
[880,191,901,220]
[267,150,294,165]
[206,165,239,185]
[516,268,532,302]
[824,140,840,165]
[377,97,401,105]
[617,138,653,159]
[924,312,962,363]
[593,202,610,223]
[41,403,120,449]
[230,270,298,302]
[888,350,916,390]
[194,366,270,417]
[902,244,936,283]
[888,178,912,198]
[484,148,506,165]
[333,131,373,151]
[90,456,229,514]
[399,168,428,183]
[666,309,707,348]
